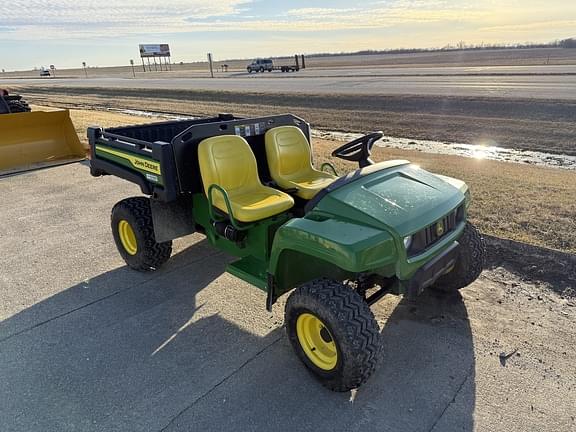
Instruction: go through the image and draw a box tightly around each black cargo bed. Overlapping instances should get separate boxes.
[88,113,310,202]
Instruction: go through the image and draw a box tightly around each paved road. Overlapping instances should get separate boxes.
[1,163,574,431]
[235,64,576,76]
[4,64,576,99]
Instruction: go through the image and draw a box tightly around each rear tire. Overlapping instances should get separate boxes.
[111,197,172,272]
[431,222,486,292]
[285,278,382,392]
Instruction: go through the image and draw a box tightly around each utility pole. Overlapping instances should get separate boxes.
[130,59,136,78]
[207,53,214,78]
[82,62,88,78]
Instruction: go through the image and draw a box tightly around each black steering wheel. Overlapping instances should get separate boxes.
[331,132,383,168]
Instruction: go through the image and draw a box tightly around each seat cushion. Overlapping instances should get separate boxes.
[287,172,337,200]
[210,185,293,222]
[199,135,294,222]
[265,126,337,200]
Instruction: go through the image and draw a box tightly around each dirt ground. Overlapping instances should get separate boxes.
[304,47,576,68]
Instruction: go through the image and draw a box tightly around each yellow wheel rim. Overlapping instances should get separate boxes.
[118,220,138,255]
[296,313,338,371]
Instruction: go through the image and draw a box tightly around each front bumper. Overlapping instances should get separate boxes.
[403,241,460,298]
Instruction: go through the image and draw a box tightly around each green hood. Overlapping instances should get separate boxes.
[312,162,465,236]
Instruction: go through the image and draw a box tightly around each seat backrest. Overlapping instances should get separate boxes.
[265,126,314,182]
[198,135,261,195]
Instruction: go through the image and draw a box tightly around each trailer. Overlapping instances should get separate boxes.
[277,64,299,72]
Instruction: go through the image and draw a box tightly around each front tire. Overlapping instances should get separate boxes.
[432,222,486,292]
[285,279,382,392]
[111,197,172,271]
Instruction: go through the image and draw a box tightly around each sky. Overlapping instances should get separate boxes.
[0,0,574,70]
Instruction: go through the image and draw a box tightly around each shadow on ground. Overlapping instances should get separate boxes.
[166,291,476,432]
[485,235,576,297]
[0,239,475,432]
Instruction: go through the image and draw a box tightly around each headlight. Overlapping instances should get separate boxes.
[403,235,413,250]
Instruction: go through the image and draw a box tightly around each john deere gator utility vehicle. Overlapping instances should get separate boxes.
[88,113,485,391]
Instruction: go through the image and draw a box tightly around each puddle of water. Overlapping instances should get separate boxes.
[109,108,576,171]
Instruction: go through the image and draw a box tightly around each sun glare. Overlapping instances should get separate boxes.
[471,138,499,160]
[472,146,489,159]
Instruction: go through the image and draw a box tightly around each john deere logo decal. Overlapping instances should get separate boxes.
[95,145,161,175]
[436,222,445,236]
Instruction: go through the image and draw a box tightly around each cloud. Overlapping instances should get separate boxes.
[187,4,486,33]
[278,2,489,30]
[481,20,576,33]
[0,0,252,39]
[285,8,358,18]
[0,0,492,39]
[0,0,572,41]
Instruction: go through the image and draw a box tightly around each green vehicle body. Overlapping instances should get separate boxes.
[269,162,468,295]
[88,114,469,308]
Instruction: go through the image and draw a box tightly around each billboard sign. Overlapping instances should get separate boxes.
[139,44,171,58]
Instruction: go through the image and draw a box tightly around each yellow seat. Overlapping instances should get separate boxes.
[198,135,294,223]
[265,126,337,200]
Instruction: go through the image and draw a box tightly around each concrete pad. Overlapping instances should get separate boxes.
[162,316,475,432]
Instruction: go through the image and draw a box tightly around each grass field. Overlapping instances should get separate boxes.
[57,106,576,255]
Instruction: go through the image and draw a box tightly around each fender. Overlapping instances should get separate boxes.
[268,217,398,297]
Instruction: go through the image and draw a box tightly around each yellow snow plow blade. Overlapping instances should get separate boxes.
[0,110,86,176]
